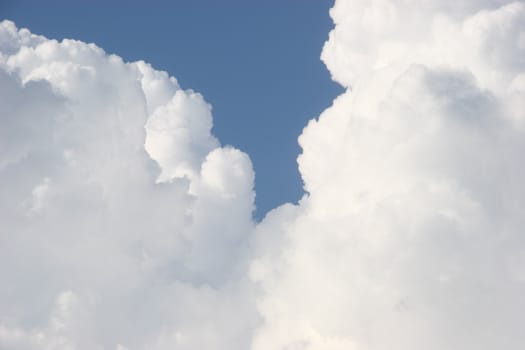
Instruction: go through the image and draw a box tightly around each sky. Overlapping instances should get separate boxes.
[2,0,525,349]
[0,0,342,219]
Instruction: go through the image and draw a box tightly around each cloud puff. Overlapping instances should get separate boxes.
[0,20,256,349]
[252,1,525,349]
[2,0,525,348]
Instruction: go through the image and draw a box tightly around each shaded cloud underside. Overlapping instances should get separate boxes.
[1,0,525,349]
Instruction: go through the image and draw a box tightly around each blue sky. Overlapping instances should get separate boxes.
[2,0,342,218]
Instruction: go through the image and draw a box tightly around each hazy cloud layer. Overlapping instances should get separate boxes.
[2,0,525,348]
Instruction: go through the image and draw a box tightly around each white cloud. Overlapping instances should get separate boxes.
[252,1,525,349]
[2,0,525,348]
[0,20,256,349]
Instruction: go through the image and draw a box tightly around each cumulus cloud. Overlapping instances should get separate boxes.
[2,0,525,348]
[252,1,525,349]
[0,20,256,349]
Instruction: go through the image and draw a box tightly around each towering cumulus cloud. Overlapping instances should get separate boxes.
[252,0,525,349]
[0,20,257,349]
[1,0,525,348]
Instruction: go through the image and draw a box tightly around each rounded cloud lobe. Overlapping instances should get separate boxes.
[2,0,525,348]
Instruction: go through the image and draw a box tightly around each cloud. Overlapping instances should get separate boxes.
[2,0,525,348]
[0,20,257,349]
[252,1,525,349]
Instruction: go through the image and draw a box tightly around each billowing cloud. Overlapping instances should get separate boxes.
[0,20,256,349]
[2,0,525,348]
[252,1,525,349]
